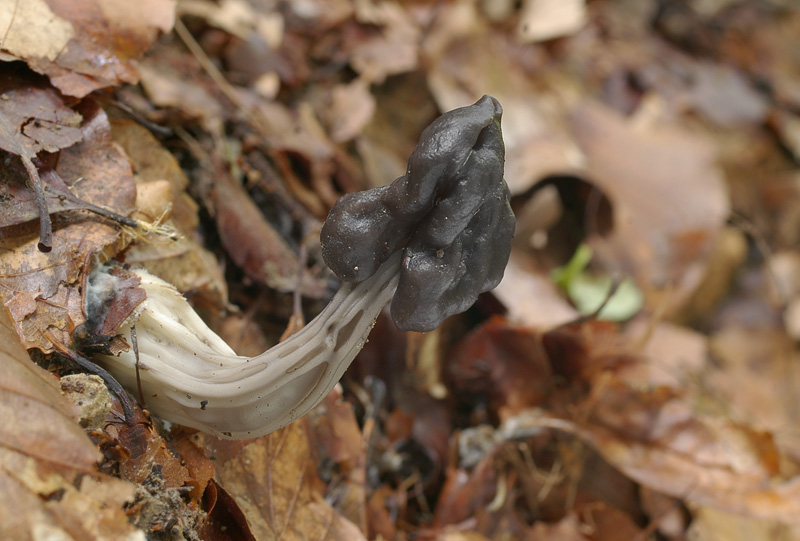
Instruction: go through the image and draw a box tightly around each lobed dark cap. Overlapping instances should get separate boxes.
[320,95,515,332]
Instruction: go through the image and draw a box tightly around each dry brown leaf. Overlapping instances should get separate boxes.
[108,421,192,489]
[516,0,587,43]
[527,514,589,541]
[212,155,327,297]
[0,101,136,352]
[307,386,368,532]
[517,378,800,523]
[619,320,707,388]
[349,1,419,83]
[0,0,74,64]
[138,55,224,133]
[110,119,228,303]
[687,506,800,541]
[433,460,499,533]
[492,252,580,329]
[201,419,367,541]
[0,67,83,236]
[327,79,376,143]
[570,100,729,314]
[0,68,82,156]
[448,316,552,421]
[0,298,139,540]
[706,327,800,459]
[1,0,176,97]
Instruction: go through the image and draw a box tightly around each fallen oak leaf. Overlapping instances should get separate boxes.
[0,66,84,250]
[199,419,367,541]
[504,382,800,524]
[1,0,176,98]
[0,100,136,353]
[0,292,140,540]
[0,68,83,155]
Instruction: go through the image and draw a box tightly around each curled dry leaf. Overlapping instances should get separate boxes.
[519,376,800,523]
[0,0,176,97]
[570,101,729,314]
[0,301,139,540]
[199,420,366,541]
[0,101,136,352]
[110,119,228,303]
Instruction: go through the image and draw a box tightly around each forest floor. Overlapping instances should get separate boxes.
[3,0,800,540]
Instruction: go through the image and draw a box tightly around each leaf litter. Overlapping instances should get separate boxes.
[3,0,800,539]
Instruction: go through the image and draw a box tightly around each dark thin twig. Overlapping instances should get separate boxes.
[584,275,623,322]
[106,99,173,136]
[131,325,145,408]
[22,155,53,252]
[55,345,136,427]
[41,182,179,240]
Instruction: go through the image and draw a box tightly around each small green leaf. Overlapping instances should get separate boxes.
[551,244,643,321]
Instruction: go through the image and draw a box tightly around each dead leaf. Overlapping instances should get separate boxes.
[0,67,82,155]
[1,0,176,97]
[570,100,729,314]
[211,154,327,297]
[517,377,800,523]
[687,506,800,541]
[0,0,75,63]
[138,54,224,133]
[307,386,367,532]
[619,320,707,388]
[448,316,552,421]
[423,1,579,194]
[492,252,580,329]
[110,119,228,303]
[706,327,800,459]
[0,101,136,352]
[0,297,139,540]
[327,79,376,143]
[200,419,367,540]
[349,1,419,83]
[198,479,257,540]
[516,0,588,43]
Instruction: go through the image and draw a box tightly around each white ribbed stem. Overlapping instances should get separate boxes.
[99,251,402,439]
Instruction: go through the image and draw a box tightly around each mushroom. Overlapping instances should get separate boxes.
[93,95,515,439]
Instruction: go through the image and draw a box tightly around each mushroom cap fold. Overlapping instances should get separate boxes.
[321,95,515,332]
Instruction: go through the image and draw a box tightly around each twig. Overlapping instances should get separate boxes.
[131,325,145,408]
[53,343,136,427]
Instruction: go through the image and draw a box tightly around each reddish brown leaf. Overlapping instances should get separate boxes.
[0,68,82,156]
[515,378,800,523]
[1,0,176,97]
[201,419,367,540]
[212,160,327,297]
[569,102,729,314]
[307,387,368,531]
[0,299,138,540]
[448,316,553,420]
[0,101,136,352]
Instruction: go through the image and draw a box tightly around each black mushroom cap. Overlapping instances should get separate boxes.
[320,95,515,332]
